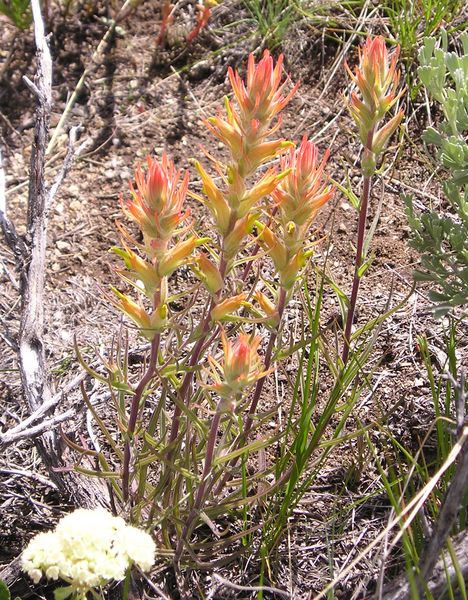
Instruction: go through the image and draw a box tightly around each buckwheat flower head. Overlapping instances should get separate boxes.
[21,508,156,595]
[115,523,157,572]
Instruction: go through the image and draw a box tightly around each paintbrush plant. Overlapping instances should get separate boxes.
[342,36,405,364]
[71,49,333,567]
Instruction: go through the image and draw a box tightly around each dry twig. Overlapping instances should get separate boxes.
[0,0,106,513]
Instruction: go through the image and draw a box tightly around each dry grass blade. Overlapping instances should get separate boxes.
[310,426,468,600]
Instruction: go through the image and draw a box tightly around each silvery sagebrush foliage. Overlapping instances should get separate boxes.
[21,508,155,600]
[405,31,468,316]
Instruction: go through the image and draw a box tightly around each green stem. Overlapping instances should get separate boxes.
[122,569,131,600]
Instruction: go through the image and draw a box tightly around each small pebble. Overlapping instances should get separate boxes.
[56,240,71,251]
[69,200,82,211]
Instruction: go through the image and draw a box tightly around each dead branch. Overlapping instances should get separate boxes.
[0,0,107,509]
[381,530,468,600]
[0,409,75,451]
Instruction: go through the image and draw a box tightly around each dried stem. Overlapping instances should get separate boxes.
[0,0,106,508]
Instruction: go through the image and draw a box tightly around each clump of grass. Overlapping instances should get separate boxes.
[242,0,300,50]
[383,0,465,83]
[0,0,31,29]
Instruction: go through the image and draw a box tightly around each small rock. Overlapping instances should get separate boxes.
[341,202,352,211]
[68,184,80,196]
[70,200,82,211]
[55,202,64,215]
[56,240,71,251]
[51,262,61,272]
[337,223,347,233]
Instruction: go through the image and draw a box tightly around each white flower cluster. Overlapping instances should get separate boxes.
[21,508,156,591]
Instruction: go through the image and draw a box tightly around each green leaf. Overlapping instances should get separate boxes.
[0,580,10,600]
[54,586,74,600]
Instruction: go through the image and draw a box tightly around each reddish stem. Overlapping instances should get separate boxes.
[341,128,375,366]
[174,409,221,561]
[122,334,160,503]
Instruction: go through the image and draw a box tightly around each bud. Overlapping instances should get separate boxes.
[210,293,247,321]
[111,244,160,298]
[372,110,405,155]
[108,288,166,339]
[195,160,231,234]
[223,213,257,259]
[157,236,208,277]
[237,169,283,217]
[279,250,306,290]
[204,331,271,400]
[192,252,224,295]
[258,224,288,272]
[254,290,279,327]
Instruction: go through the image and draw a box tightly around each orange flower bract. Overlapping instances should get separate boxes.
[204,331,271,401]
[122,154,190,250]
[345,36,405,156]
[228,50,299,127]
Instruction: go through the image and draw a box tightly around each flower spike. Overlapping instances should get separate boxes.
[123,154,190,250]
[228,50,299,127]
[204,330,272,402]
[345,36,405,167]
